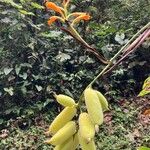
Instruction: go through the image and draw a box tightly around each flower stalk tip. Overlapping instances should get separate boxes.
[62,0,70,7]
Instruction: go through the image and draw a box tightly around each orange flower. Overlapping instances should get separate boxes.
[79,14,91,20]
[47,16,58,26]
[47,16,64,26]
[72,14,91,25]
[45,2,64,16]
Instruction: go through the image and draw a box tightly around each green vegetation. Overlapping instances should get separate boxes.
[0,98,150,149]
[0,0,150,149]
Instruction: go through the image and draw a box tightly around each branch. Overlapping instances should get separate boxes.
[59,22,109,64]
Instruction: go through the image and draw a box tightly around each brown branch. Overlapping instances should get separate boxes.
[60,27,109,64]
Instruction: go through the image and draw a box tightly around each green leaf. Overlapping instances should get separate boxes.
[39,31,62,38]
[35,85,43,92]
[36,103,43,111]
[20,63,32,68]
[5,108,14,115]
[5,107,21,115]
[1,0,23,9]
[56,52,71,62]
[142,77,150,89]
[25,109,34,116]
[43,99,52,107]
[137,146,150,150]
[138,76,150,96]
[31,2,44,9]
[138,90,150,97]
[19,73,27,80]
[15,65,21,75]
[115,33,125,45]
[1,17,11,23]
[0,119,4,124]
[10,1,22,9]
[4,67,13,75]
[19,10,35,16]
[21,86,27,94]
[4,87,14,96]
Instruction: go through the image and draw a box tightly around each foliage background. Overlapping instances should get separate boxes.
[0,0,150,149]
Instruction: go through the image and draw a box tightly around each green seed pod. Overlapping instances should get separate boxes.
[95,90,109,111]
[79,113,95,141]
[55,94,76,107]
[84,88,103,125]
[53,146,60,150]
[78,132,96,150]
[56,136,74,150]
[45,121,76,146]
[72,132,79,150]
[49,106,77,135]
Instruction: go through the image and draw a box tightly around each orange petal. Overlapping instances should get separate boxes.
[45,2,63,16]
[72,14,91,25]
[70,12,86,17]
[47,16,58,26]
[80,14,91,20]
[143,109,150,116]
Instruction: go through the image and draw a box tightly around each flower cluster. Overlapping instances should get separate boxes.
[45,0,91,26]
[44,0,108,64]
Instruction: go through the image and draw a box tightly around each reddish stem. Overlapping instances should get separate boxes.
[60,27,109,64]
[104,28,150,75]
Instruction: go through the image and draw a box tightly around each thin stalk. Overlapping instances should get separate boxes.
[64,5,68,18]
[67,24,92,48]
[104,28,150,75]
[88,22,150,87]
[77,22,150,108]
[67,24,108,64]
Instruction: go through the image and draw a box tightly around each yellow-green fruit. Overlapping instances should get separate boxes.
[79,113,95,141]
[56,136,74,150]
[72,132,79,150]
[84,88,103,125]
[95,90,109,111]
[45,121,76,146]
[78,132,96,150]
[53,146,60,150]
[49,106,77,135]
[55,94,76,107]
[95,125,99,133]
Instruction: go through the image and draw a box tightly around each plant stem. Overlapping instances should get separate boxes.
[88,22,150,87]
[67,24,109,64]
[67,24,91,48]
[77,22,150,107]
